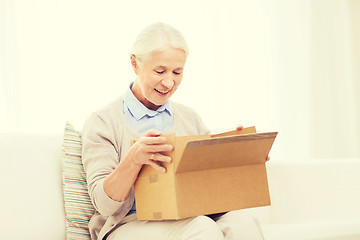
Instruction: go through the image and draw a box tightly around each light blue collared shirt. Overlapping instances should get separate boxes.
[122,83,174,134]
[122,83,174,215]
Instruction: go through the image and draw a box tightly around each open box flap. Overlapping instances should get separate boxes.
[174,132,278,174]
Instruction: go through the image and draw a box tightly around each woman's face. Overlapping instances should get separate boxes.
[131,46,186,111]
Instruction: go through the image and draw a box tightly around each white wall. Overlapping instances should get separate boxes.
[309,0,360,158]
[1,0,359,161]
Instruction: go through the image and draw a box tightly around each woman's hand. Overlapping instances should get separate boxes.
[103,129,173,202]
[236,124,270,162]
[126,129,173,173]
[236,125,244,131]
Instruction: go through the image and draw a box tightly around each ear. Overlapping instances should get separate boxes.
[130,54,139,75]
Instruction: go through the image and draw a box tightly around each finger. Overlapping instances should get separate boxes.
[150,153,172,163]
[148,160,166,173]
[144,129,162,137]
[236,125,244,131]
[147,144,173,153]
[140,136,166,145]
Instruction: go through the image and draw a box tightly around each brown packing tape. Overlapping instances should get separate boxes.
[188,132,278,148]
[153,212,162,220]
[149,175,158,183]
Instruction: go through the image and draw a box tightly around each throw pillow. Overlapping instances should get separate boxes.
[62,122,94,239]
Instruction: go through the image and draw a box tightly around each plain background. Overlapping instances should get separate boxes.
[1,0,359,162]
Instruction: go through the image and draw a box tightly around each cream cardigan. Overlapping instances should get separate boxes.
[81,97,209,240]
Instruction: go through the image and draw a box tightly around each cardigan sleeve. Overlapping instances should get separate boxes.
[81,112,125,217]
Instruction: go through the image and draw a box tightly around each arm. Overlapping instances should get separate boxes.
[82,114,173,216]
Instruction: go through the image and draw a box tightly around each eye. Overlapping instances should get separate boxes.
[173,71,181,75]
[155,70,165,74]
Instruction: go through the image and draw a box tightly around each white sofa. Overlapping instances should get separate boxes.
[1,133,360,240]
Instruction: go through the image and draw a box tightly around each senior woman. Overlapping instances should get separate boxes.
[81,22,263,240]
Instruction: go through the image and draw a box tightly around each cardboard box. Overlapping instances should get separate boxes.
[134,127,277,221]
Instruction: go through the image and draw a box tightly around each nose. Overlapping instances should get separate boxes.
[161,76,174,89]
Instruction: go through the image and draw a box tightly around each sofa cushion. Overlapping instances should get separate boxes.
[1,133,65,239]
[62,122,94,239]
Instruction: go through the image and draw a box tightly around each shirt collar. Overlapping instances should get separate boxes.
[123,83,173,121]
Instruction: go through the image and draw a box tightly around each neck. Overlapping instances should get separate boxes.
[131,81,160,111]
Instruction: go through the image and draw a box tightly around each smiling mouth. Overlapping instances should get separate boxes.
[155,88,170,95]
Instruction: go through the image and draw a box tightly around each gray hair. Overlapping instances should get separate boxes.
[131,22,189,64]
